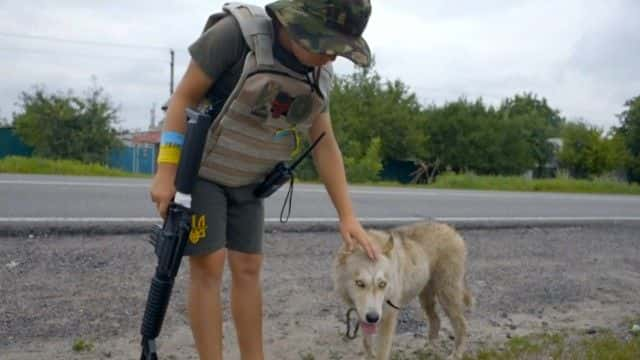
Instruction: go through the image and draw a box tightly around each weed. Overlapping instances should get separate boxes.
[72,338,94,352]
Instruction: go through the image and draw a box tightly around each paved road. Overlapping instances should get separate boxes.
[2,173,640,227]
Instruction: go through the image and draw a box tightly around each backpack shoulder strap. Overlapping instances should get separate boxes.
[222,2,274,66]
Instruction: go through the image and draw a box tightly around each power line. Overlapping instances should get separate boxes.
[0,31,168,50]
[1,32,182,95]
[0,47,169,63]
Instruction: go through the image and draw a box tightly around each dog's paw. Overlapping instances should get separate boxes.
[365,350,376,359]
[447,350,465,360]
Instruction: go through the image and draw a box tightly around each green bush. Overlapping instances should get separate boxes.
[344,137,383,183]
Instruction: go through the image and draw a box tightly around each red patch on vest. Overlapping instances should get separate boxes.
[271,92,293,118]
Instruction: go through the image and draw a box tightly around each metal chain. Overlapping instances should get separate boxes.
[345,308,359,340]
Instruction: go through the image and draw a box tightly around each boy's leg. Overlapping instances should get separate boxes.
[188,250,226,360]
[184,179,228,360]
[225,184,265,360]
[228,250,264,360]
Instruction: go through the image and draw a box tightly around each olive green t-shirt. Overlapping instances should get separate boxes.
[188,15,249,107]
[188,14,329,112]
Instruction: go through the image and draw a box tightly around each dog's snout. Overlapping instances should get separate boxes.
[365,312,379,323]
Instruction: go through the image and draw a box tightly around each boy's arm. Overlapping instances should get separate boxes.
[309,111,378,260]
[150,60,213,219]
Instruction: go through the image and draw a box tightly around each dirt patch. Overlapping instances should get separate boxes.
[1,224,639,359]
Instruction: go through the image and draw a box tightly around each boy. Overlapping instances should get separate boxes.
[150,1,377,358]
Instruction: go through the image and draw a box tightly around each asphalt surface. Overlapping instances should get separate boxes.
[2,173,640,236]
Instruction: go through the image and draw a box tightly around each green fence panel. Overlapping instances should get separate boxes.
[0,127,33,159]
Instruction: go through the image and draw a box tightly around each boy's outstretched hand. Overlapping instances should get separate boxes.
[339,216,379,261]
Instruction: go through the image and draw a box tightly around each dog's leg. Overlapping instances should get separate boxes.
[437,279,468,360]
[375,308,399,360]
[362,333,375,359]
[419,280,440,341]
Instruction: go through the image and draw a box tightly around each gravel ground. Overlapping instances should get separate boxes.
[1,223,639,359]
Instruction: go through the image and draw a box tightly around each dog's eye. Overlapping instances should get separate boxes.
[378,281,387,289]
[355,280,366,288]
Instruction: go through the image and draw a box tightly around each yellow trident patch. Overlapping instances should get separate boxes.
[189,214,207,244]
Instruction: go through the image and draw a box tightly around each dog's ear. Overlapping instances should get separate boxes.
[383,233,394,256]
[338,250,351,265]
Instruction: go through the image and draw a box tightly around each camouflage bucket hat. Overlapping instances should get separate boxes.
[265,0,372,67]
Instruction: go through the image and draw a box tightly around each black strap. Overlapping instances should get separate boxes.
[279,176,294,223]
[289,132,326,170]
[277,132,326,223]
[344,302,400,341]
[386,300,401,310]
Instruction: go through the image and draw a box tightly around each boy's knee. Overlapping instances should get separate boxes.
[232,260,261,279]
[189,251,225,287]
[229,252,262,281]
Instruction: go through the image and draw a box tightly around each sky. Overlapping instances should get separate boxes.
[1,0,639,131]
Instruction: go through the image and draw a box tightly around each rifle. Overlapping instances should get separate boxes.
[139,106,216,360]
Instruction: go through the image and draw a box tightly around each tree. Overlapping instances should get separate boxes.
[484,113,536,175]
[616,95,640,182]
[606,130,630,175]
[498,93,565,174]
[423,98,487,173]
[343,137,383,182]
[330,65,428,162]
[0,108,9,126]
[558,121,619,178]
[12,83,122,163]
[423,98,534,175]
[499,93,565,131]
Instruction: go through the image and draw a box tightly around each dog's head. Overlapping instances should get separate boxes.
[332,229,398,335]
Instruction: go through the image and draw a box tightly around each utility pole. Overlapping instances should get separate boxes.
[150,102,156,130]
[170,49,175,95]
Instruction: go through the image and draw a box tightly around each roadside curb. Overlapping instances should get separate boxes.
[2,218,640,237]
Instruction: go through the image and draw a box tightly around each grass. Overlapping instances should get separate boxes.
[0,156,148,177]
[71,338,94,352]
[298,351,315,360]
[2,156,640,196]
[386,330,640,360]
[427,172,640,195]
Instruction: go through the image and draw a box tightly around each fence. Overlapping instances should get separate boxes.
[0,127,33,158]
[1,127,157,175]
[108,144,157,174]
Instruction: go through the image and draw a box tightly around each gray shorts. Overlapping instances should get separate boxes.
[183,178,264,256]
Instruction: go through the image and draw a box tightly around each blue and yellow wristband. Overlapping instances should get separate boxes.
[157,131,185,165]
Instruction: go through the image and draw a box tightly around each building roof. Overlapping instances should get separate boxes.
[132,131,161,144]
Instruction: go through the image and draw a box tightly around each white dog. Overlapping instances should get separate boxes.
[333,222,472,359]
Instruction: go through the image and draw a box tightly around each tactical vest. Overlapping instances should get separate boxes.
[196,2,333,187]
